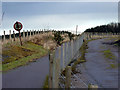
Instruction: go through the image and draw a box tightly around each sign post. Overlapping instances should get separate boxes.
[13,21,23,46]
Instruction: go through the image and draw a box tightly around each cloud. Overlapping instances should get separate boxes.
[2,0,119,2]
[1,12,117,35]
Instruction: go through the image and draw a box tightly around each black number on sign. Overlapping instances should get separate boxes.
[14,21,23,31]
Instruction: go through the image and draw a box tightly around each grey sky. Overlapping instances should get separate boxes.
[3,2,117,16]
[1,2,118,35]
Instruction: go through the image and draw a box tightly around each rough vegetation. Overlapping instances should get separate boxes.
[71,39,98,74]
[71,40,88,74]
[101,49,116,60]
[112,40,120,46]
[2,31,76,71]
[68,32,74,41]
[2,41,48,71]
[43,75,49,88]
[53,31,64,45]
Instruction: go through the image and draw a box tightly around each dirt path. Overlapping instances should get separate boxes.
[2,55,49,88]
[71,38,118,88]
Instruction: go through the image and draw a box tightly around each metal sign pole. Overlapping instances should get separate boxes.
[13,21,23,46]
[19,31,22,46]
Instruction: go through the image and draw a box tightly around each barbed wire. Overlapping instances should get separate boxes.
[71,71,88,88]
[71,82,75,88]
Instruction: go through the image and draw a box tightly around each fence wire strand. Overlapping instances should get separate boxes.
[71,71,88,88]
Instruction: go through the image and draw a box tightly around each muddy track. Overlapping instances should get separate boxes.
[71,38,118,88]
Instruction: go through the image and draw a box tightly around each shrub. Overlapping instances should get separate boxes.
[54,31,64,45]
[68,32,74,41]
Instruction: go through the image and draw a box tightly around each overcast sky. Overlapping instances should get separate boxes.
[0,1,118,35]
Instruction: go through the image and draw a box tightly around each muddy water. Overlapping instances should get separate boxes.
[2,55,49,88]
[79,38,118,88]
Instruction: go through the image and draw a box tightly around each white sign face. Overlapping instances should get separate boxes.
[14,21,23,31]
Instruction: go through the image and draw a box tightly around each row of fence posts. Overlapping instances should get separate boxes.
[2,29,75,43]
[85,32,120,40]
[49,49,72,88]
[48,33,100,88]
[3,30,42,42]
[48,34,84,88]
[2,31,120,42]
[2,29,55,45]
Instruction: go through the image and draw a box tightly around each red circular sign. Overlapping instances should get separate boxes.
[13,21,23,31]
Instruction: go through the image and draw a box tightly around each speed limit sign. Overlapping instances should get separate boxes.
[14,21,23,31]
[13,21,23,46]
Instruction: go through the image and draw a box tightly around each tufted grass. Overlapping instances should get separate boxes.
[102,49,115,60]
[2,41,48,72]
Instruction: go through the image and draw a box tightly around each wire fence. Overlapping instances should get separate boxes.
[49,33,85,88]
[54,34,84,70]
[49,32,120,88]
[1,29,119,88]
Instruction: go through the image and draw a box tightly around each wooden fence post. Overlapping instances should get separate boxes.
[54,58,60,88]
[27,30,28,37]
[58,46,61,69]
[30,30,31,37]
[9,30,11,41]
[33,30,35,36]
[66,42,68,63]
[13,31,15,41]
[3,31,5,41]
[71,40,73,59]
[34,30,35,35]
[39,29,40,34]
[38,30,39,35]
[65,66,71,88]
[55,46,61,88]
[40,29,42,34]
[40,29,41,34]
[63,43,65,70]
[23,30,25,41]
[44,29,46,33]
[37,30,39,35]
[35,30,36,35]
[27,30,29,40]
[51,49,61,88]
[32,30,34,36]
[41,29,43,34]
[49,50,55,88]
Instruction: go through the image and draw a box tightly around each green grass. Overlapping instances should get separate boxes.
[71,39,98,74]
[43,75,49,88]
[101,49,115,60]
[101,49,117,69]
[106,63,118,69]
[72,40,88,73]
[2,41,48,72]
[110,64,116,68]
[0,62,2,72]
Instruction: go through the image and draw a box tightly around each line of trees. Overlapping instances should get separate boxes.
[85,22,120,34]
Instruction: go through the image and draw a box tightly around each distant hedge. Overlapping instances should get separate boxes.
[85,22,120,33]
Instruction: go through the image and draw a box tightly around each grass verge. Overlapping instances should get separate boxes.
[43,75,49,88]
[71,40,88,74]
[101,49,117,69]
[71,39,98,74]
[101,49,115,60]
[2,41,48,72]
